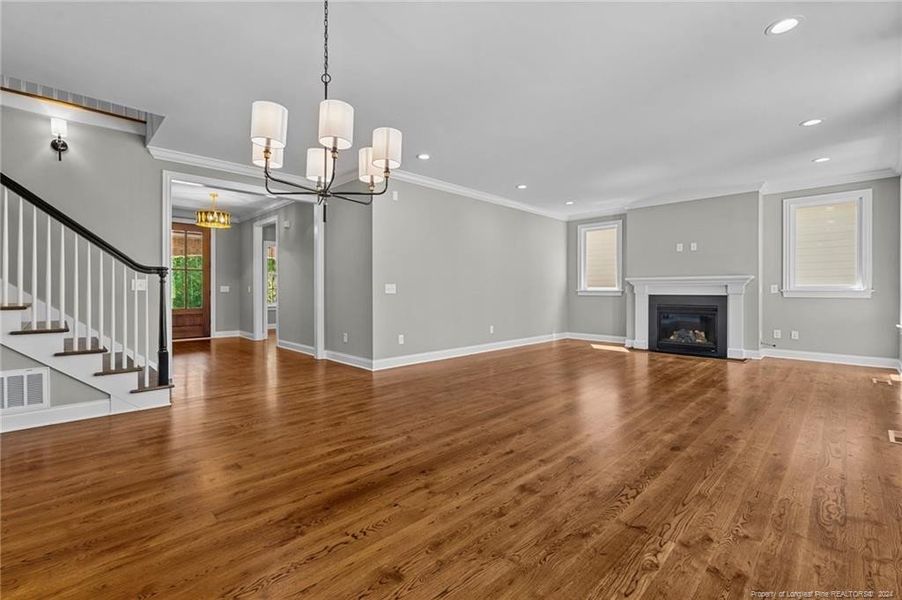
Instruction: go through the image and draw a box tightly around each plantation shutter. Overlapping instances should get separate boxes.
[584,226,618,289]
[793,201,858,286]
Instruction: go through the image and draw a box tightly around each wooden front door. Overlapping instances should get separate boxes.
[171,223,211,339]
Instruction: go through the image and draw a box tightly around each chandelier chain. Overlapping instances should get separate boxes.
[321,0,331,99]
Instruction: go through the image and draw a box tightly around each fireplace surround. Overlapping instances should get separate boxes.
[626,275,755,359]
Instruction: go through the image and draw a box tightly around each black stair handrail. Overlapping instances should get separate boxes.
[1,172,170,386]
[1,173,167,275]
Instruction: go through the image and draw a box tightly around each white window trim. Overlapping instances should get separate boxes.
[782,188,873,299]
[577,220,623,296]
[264,240,278,308]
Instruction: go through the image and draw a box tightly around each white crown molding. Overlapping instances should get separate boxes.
[242,198,296,223]
[148,145,312,188]
[2,90,145,136]
[391,170,565,221]
[760,168,900,196]
[625,182,765,213]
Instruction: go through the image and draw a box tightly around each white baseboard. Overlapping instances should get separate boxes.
[238,330,257,341]
[325,350,374,370]
[562,332,627,344]
[372,334,558,371]
[1,399,110,433]
[277,339,316,356]
[212,330,241,338]
[267,324,277,331]
[759,347,899,371]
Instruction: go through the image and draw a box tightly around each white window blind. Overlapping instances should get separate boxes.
[578,221,622,294]
[793,201,858,286]
[782,189,872,298]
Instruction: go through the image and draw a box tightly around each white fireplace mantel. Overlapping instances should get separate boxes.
[625,275,755,359]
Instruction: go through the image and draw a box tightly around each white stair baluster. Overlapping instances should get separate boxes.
[45,215,51,325]
[59,225,65,326]
[111,261,116,365]
[73,235,79,341]
[144,275,149,378]
[2,188,8,305]
[122,265,128,365]
[86,244,92,347]
[98,252,104,350]
[16,195,23,306]
[133,271,138,366]
[31,205,37,322]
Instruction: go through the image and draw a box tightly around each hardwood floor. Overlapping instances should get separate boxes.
[2,337,901,599]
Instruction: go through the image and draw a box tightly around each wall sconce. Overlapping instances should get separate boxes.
[50,118,68,161]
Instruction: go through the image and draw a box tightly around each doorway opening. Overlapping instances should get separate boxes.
[170,222,211,340]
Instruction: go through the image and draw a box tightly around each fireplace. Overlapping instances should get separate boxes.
[648,295,728,358]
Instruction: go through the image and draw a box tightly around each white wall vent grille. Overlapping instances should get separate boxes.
[1,368,50,412]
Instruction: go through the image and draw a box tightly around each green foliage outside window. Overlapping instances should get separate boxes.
[267,256,277,305]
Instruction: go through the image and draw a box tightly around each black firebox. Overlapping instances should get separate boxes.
[649,295,728,358]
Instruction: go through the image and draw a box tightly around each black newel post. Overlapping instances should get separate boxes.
[157,270,170,385]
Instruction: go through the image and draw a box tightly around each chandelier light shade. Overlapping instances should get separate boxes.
[253,144,283,169]
[318,99,354,150]
[358,147,385,185]
[306,147,334,185]
[246,0,400,207]
[372,127,403,170]
[250,101,289,149]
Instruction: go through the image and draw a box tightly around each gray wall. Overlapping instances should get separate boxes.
[213,225,242,333]
[761,176,900,359]
[566,214,630,337]
[625,191,761,350]
[325,197,373,358]
[1,345,109,406]
[371,179,567,359]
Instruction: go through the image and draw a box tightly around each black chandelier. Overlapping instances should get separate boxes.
[248,0,402,206]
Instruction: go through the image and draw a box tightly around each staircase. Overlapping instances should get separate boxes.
[1,174,172,432]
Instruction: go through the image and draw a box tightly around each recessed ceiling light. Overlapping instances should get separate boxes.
[516,184,528,190]
[416,153,430,160]
[765,16,802,35]
[813,157,831,163]
[565,201,574,205]
[799,118,823,127]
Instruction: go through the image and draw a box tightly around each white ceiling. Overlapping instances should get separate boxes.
[2,2,900,218]
[170,181,285,223]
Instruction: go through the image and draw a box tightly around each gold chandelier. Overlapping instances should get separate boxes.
[195,192,232,229]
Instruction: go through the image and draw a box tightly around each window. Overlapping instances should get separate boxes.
[265,241,278,306]
[782,189,872,298]
[578,220,623,295]
[171,228,205,309]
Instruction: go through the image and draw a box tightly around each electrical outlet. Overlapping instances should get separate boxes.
[489,325,494,334]
[392,191,399,201]
[676,243,684,252]
[770,284,779,294]
[398,334,405,345]
[384,283,397,295]
[690,242,698,252]
[342,332,348,343]
[247,286,252,294]
[791,330,799,340]
[773,329,782,339]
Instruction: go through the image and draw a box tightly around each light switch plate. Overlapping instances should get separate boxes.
[220,285,230,293]
[770,284,779,294]
[384,283,397,295]
[690,242,698,251]
[791,330,799,340]
[773,329,782,339]
[342,332,348,343]
[392,191,399,201]
[676,243,684,252]
[489,325,494,334]
[398,334,405,345]
[130,278,147,292]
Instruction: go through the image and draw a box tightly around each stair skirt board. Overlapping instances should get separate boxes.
[1,393,170,433]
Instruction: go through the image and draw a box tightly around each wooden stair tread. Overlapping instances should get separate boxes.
[95,352,143,376]
[0,303,31,311]
[9,321,69,335]
[131,368,173,394]
[55,337,107,356]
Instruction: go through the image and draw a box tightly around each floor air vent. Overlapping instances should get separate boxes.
[889,431,902,445]
[872,377,894,386]
[1,368,50,412]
